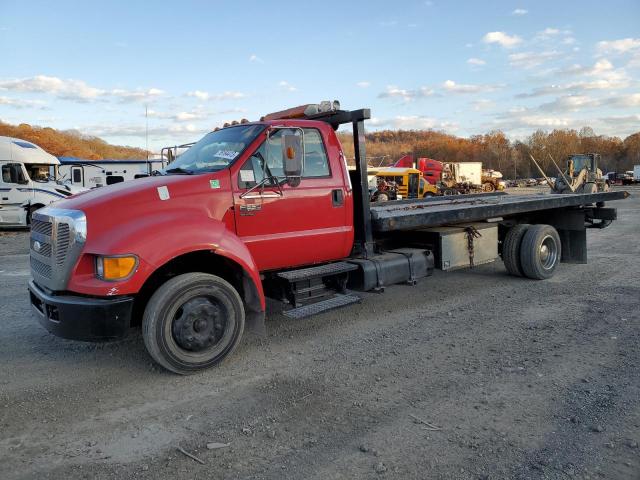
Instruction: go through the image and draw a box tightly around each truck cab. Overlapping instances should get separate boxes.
[0,136,82,227]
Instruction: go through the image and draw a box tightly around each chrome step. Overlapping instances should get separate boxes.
[282,294,361,319]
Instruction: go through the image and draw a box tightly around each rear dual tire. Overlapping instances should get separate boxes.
[502,224,561,280]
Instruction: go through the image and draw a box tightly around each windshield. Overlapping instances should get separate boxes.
[164,124,265,174]
[569,155,593,172]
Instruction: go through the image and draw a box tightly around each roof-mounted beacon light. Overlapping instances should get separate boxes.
[261,100,342,121]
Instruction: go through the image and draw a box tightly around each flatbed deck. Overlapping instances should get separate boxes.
[370,191,630,231]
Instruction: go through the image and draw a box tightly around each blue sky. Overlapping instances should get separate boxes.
[1,0,639,152]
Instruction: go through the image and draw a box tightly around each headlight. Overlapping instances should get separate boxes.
[96,255,138,281]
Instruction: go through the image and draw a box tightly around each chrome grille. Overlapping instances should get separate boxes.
[31,219,52,236]
[30,257,52,278]
[56,224,70,266]
[29,208,86,291]
[30,238,52,257]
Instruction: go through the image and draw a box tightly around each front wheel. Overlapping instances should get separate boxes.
[142,273,245,374]
[482,182,495,193]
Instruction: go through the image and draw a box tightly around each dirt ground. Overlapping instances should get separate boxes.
[1,187,638,480]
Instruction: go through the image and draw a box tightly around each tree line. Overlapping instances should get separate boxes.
[0,122,148,160]
[2,120,639,178]
[338,128,640,179]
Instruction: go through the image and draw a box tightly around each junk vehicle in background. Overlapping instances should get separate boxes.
[27,101,629,374]
[395,155,504,194]
[371,167,438,201]
[0,136,85,227]
[58,158,167,189]
[530,153,609,194]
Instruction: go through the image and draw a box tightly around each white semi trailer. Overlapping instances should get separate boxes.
[0,136,85,227]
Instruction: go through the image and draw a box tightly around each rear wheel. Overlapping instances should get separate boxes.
[142,272,245,374]
[519,225,561,280]
[502,224,530,276]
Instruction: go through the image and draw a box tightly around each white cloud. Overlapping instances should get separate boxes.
[356,81,371,88]
[517,59,631,97]
[538,95,599,112]
[442,79,498,94]
[467,58,486,66]
[512,8,528,15]
[0,75,166,104]
[509,51,561,69]
[0,96,48,109]
[186,90,245,101]
[0,75,105,102]
[370,115,457,131]
[147,109,209,122]
[597,38,640,55]
[186,90,210,101]
[472,99,494,111]
[249,54,264,63]
[87,123,206,138]
[602,93,640,108]
[483,31,522,48]
[378,85,435,101]
[278,80,297,92]
[111,88,164,103]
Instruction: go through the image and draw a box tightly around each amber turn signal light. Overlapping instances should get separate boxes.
[96,255,138,281]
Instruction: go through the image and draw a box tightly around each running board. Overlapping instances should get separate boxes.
[276,261,358,282]
[282,294,361,319]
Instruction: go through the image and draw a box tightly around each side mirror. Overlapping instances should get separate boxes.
[282,134,303,183]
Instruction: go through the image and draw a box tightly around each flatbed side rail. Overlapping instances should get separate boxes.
[371,190,630,231]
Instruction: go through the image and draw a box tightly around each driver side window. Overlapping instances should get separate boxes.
[237,129,297,188]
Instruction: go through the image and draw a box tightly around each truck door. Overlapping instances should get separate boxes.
[0,162,31,225]
[407,173,419,198]
[232,128,351,271]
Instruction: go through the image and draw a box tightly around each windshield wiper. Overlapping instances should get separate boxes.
[164,167,194,175]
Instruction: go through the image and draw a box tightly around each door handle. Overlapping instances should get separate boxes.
[332,189,344,207]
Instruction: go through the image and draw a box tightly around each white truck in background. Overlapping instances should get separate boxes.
[0,136,85,227]
[57,158,167,189]
[634,165,640,184]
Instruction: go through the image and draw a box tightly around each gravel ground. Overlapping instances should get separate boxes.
[0,186,638,480]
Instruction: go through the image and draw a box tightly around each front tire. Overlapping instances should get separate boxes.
[519,225,561,280]
[142,273,245,374]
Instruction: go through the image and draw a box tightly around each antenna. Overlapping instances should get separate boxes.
[145,104,149,161]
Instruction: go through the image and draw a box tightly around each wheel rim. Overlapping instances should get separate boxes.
[171,296,228,352]
[539,235,558,270]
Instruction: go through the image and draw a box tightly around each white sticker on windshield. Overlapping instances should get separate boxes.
[157,185,170,200]
[214,150,239,160]
[240,170,255,182]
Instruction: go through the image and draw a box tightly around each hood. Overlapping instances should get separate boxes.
[54,172,234,236]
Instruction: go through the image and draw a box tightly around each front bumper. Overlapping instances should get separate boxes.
[28,280,134,341]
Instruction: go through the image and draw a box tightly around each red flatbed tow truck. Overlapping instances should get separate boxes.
[28,102,629,374]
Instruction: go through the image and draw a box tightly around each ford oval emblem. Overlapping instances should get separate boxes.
[33,241,42,252]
